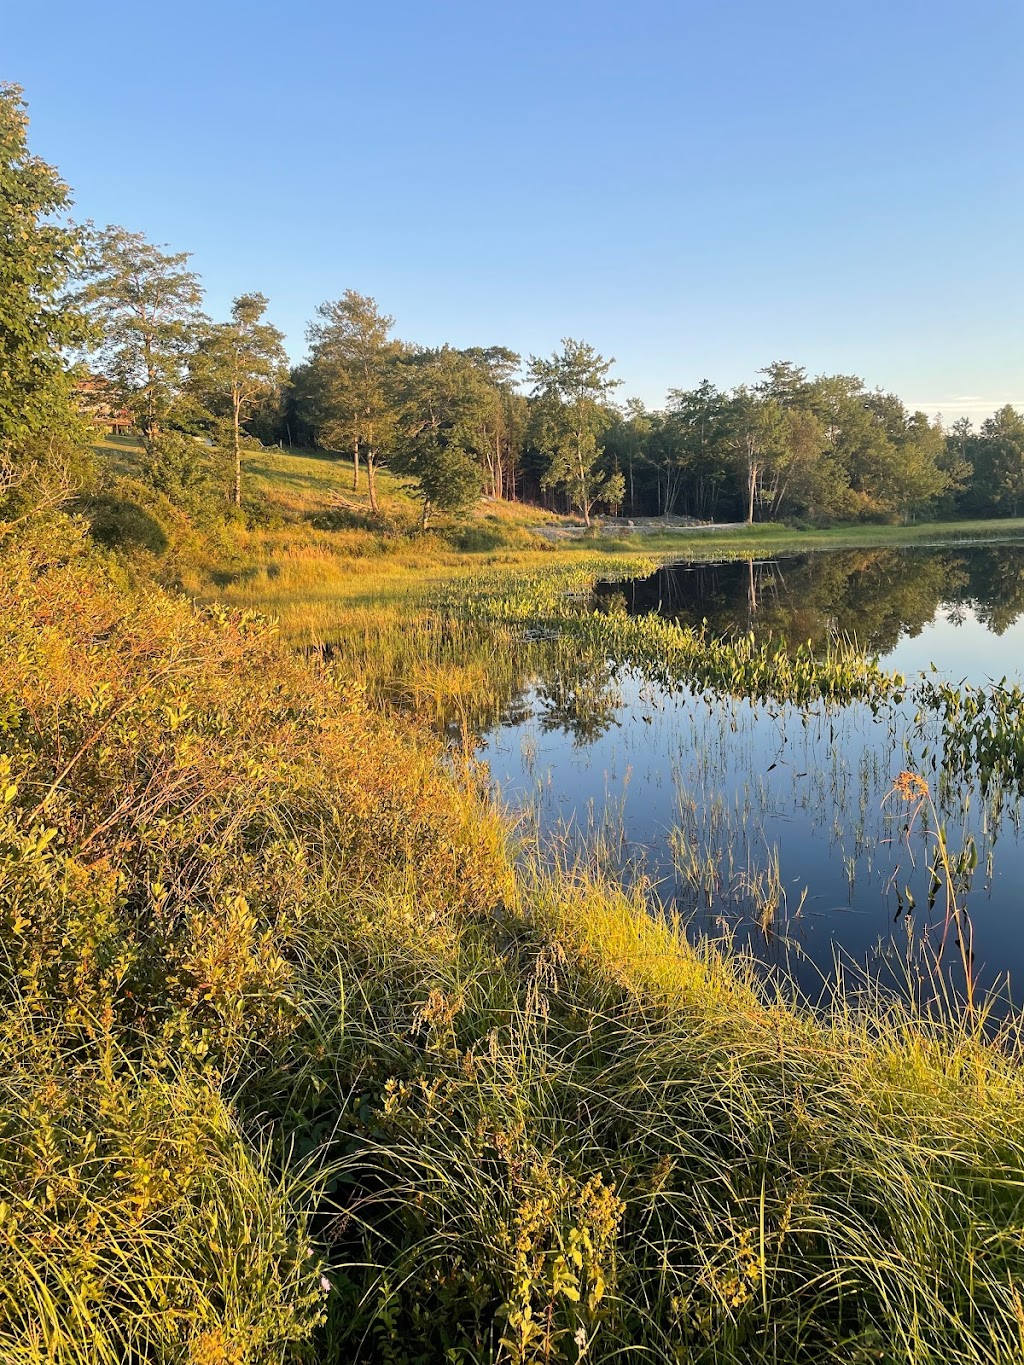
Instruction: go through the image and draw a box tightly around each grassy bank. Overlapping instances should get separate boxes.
[4,503,1024,1363]
[595,515,1024,556]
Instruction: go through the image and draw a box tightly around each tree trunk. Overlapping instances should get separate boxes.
[142,333,159,452]
[578,439,590,526]
[747,456,756,524]
[233,392,242,507]
[367,452,379,514]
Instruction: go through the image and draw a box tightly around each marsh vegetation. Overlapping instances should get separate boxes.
[479,541,1024,1011]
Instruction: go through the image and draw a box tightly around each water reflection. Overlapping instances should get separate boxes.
[483,539,1024,1011]
[534,656,623,745]
[593,544,1024,655]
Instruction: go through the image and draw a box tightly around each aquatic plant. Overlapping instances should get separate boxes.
[916,674,1024,798]
[886,771,978,1019]
[448,563,906,709]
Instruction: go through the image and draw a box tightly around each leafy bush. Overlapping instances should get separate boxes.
[441,518,542,553]
[82,477,172,553]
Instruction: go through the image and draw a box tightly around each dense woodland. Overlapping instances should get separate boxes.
[78,252,1024,529]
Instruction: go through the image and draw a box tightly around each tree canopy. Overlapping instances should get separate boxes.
[0,83,89,483]
[78,225,206,452]
[190,293,287,506]
[303,291,400,512]
[528,339,623,525]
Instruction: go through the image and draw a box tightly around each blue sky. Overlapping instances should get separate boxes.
[8,0,1023,421]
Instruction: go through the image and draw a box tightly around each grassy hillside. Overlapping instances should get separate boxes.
[6,477,1024,1360]
[91,439,1024,649]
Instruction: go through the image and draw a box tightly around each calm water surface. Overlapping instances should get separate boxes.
[479,542,1024,1007]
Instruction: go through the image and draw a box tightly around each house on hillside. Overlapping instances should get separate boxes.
[75,375,133,434]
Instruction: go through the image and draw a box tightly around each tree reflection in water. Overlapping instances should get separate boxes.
[593,544,1024,654]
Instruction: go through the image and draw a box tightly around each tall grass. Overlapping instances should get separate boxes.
[4,511,1024,1361]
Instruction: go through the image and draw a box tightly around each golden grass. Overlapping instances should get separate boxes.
[6,511,1024,1361]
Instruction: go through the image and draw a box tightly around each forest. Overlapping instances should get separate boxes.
[79,243,1024,530]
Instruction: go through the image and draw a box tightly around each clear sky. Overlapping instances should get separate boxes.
[7,0,1023,422]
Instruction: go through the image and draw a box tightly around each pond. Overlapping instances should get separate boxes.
[478,541,1024,1011]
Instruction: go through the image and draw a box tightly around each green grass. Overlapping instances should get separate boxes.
[93,436,1024,630]
[596,515,1024,556]
[6,507,1024,1361]
[242,446,420,521]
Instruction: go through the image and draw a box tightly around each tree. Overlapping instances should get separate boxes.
[762,407,831,520]
[0,83,90,486]
[304,290,399,513]
[755,360,810,409]
[662,381,730,518]
[725,388,786,524]
[282,364,320,449]
[78,226,205,454]
[528,339,621,525]
[459,346,526,500]
[190,294,287,506]
[893,411,950,519]
[390,347,490,528]
[971,406,1024,515]
[806,374,904,521]
[941,417,974,513]
[603,399,651,514]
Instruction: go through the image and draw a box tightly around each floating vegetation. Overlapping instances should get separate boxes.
[447,562,906,708]
[475,545,1024,1020]
[916,674,1024,797]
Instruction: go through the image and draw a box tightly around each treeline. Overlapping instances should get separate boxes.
[81,229,1024,529]
[287,345,1024,526]
[4,81,1024,531]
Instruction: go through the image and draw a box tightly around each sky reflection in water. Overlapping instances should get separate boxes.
[479,542,1024,1009]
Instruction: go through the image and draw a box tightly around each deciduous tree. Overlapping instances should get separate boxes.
[726,389,786,524]
[78,226,205,454]
[391,347,490,528]
[972,406,1024,515]
[305,290,399,513]
[460,346,526,500]
[528,339,621,525]
[663,381,730,518]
